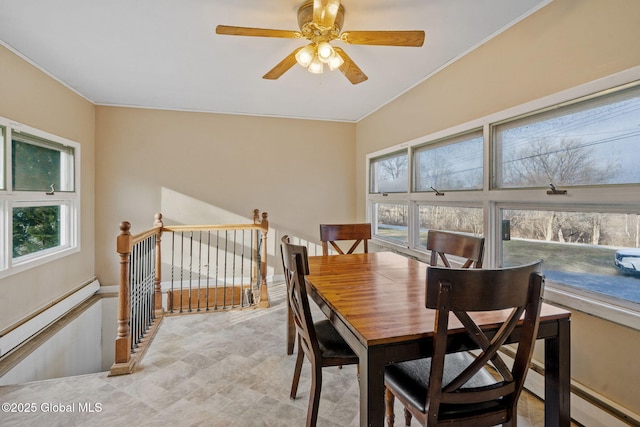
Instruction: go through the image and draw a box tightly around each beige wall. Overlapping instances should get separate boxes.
[95,106,356,286]
[3,0,640,417]
[355,0,640,415]
[0,45,96,332]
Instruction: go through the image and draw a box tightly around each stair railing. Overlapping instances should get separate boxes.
[110,209,269,376]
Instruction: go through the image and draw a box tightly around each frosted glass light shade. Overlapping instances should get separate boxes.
[317,41,334,63]
[295,44,316,68]
[327,53,344,70]
[308,55,324,74]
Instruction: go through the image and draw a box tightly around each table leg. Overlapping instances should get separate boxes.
[545,318,571,427]
[359,346,386,427]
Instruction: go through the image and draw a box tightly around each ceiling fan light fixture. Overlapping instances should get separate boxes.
[217,0,425,84]
[295,44,316,67]
[308,54,324,74]
[316,41,335,63]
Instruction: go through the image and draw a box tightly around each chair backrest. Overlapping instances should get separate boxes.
[320,223,372,256]
[280,236,321,362]
[426,230,485,268]
[424,260,544,425]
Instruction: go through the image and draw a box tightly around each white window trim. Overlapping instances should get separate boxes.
[366,65,640,330]
[0,117,81,279]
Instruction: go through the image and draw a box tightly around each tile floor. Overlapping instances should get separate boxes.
[0,281,571,426]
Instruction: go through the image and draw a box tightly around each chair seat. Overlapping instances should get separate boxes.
[385,352,500,417]
[315,319,359,360]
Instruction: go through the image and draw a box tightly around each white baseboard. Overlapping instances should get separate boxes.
[0,279,100,357]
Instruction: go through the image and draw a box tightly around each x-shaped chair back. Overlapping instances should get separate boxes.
[320,223,371,255]
[424,260,544,425]
[427,230,485,268]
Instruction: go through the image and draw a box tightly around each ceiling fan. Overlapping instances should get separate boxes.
[216,0,425,84]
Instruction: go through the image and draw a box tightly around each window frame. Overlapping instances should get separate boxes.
[414,203,485,251]
[413,128,484,193]
[369,149,410,194]
[0,117,81,278]
[366,66,640,330]
[371,201,410,247]
[492,82,640,190]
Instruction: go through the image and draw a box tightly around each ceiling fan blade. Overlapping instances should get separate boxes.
[313,0,341,30]
[263,48,303,80]
[341,30,425,47]
[216,25,301,39]
[334,47,368,85]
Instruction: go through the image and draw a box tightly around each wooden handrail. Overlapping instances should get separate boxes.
[112,220,163,375]
[110,209,269,376]
[162,224,265,232]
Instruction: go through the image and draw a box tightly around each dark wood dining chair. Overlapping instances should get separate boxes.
[384,260,544,427]
[281,235,298,356]
[320,223,371,255]
[427,229,485,268]
[281,236,359,427]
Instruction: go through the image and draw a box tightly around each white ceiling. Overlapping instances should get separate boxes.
[0,0,551,122]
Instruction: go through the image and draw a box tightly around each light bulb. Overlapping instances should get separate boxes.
[308,54,324,74]
[317,42,334,63]
[295,44,316,68]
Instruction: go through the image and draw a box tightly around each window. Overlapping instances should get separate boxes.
[502,208,640,305]
[370,151,408,194]
[416,205,483,250]
[373,203,408,245]
[494,85,640,189]
[12,133,75,192]
[367,74,640,328]
[414,131,483,192]
[0,117,80,277]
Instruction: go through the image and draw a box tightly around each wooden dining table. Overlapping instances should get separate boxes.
[296,251,571,427]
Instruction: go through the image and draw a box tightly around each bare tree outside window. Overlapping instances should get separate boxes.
[417,206,483,248]
[502,137,618,188]
[370,152,408,193]
[374,203,408,245]
[415,133,483,191]
[496,88,640,188]
[495,88,640,303]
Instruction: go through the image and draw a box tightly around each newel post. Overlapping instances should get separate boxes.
[258,211,270,308]
[114,221,132,365]
[153,213,164,316]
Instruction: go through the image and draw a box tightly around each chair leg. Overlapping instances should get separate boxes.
[403,407,412,426]
[385,387,395,427]
[290,345,304,399]
[502,410,516,427]
[306,363,323,427]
